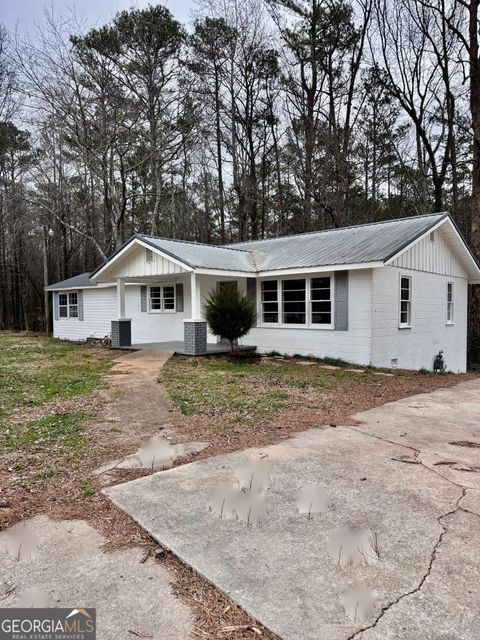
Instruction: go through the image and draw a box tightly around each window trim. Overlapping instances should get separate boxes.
[399,274,412,329]
[258,274,334,329]
[58,292,79,319]
[148,283,176,314]
[446,281,455,325]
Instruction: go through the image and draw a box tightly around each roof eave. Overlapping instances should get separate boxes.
[384,214,480,281]
[90,235,195,281]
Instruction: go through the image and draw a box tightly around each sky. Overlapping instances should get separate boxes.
[1,0,195,36]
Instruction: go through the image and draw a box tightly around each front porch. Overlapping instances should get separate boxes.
[90,236,256,354]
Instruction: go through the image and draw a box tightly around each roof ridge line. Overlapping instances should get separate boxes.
[224,212,449,247]
[137,233,252,254]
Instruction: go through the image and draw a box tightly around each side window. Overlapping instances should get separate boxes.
[261,281,278,323]
[162,285,175,310]
[149,286,162,310]
[68,292,78,318]
[447,282,454,323]
[399,276,412,327]
[59,293,68,318]
[310,276,332,325]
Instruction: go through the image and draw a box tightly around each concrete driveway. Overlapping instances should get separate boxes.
[106,379,480,640]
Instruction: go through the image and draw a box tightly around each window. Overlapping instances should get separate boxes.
[58,292,78,319]
[447,282,454,324]
[149,285,175,312]
[311,277,331,325]
[145,248,154,262]
[282,279,306,324]
[260,276,334,327]
[429,231,435,243]
[261,280,278,323]
[399,276,411,327]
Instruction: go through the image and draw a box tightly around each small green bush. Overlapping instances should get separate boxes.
[204,287,256,352]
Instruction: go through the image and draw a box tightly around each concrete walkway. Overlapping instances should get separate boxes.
[0,516,192,640]
[106,379,480,640]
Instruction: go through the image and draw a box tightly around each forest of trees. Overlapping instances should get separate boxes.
[1,0,480,349]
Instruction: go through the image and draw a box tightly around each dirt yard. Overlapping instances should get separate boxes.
[0,333,476,639]
[161,354,477,461]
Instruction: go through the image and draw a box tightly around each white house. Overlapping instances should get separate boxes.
[46,213,480,372]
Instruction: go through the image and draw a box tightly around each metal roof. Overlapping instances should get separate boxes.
[46,273,95,290]
[138,235,257,272]
[227,213,448,271]
[50,213,472,290]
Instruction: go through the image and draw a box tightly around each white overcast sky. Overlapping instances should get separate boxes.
[2,0,196,35]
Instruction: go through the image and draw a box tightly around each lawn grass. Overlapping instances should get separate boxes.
[0,334,113,477]
[162,355,369,430]
[0,334,113,418]
[2,412,87,452]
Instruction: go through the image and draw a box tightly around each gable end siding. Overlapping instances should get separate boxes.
[391,229,467,278]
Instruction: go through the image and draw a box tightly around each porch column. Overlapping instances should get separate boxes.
[183,271,207,355]
[111,277,132,348]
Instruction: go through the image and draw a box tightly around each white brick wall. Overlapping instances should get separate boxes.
[247,270,373,364]
[371,266,468,372]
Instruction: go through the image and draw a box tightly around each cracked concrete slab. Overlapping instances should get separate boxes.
[105,378,480,640]
[0,515,192,640]
[356,508,480,640]
[353,379,480,489]
[94,440,209,475]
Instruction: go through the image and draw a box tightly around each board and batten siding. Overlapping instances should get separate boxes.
[97,244,187,280]
[53,287,116,340]
[246,270,373,364]
[372,228,469,372]
[391,228,466,277]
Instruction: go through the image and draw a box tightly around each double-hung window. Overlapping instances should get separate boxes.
[149,285,175,312]
[399,276,412,327]
[59,292,78,318]
[311,277,332,325]
[282,279,306,324]
[261,281,279,323]
[447,282,454,324]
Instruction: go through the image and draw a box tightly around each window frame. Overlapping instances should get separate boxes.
[148,284,176,314]
[58,291,79,319]
[399,275,412,329]
[258,274,334,329]
[446,281,454,325]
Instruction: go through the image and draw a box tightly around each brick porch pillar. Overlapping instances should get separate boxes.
[111,318,132,348]
[183,319,207,355]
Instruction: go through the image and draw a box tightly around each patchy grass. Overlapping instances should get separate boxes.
[163,356,373,431]
[0,333,112,418]
[162,355,476,455]
[1,413,87,453]
[0,333,113,487]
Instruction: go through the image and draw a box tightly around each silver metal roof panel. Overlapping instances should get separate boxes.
[228,213,448,271]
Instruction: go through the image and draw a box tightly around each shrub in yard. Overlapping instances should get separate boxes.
[204,286,256,352]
